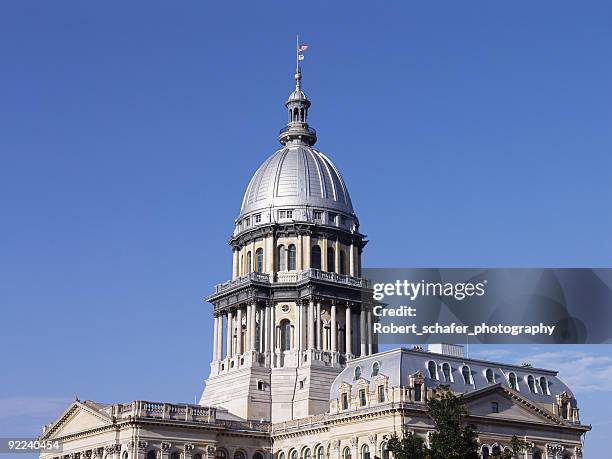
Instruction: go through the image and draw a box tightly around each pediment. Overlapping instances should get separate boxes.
[42,401,112,440]
[463,385,563,426]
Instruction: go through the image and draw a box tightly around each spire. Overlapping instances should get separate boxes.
[278,36,317,146]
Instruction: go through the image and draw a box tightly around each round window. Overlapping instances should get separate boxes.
[281,304,290,313]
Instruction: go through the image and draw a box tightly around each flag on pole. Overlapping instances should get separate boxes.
[298,45,309,52]
[298,54,305,61]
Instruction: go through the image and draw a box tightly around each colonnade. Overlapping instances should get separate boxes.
[211,301,375,365]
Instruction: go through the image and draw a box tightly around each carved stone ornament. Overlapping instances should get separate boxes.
[161,442,172,452]
[104,446,116,454]
[184,444,195,453]
[93,448,104,458]
[207,445,217,458]
[575,446,583,457]
[82,451,92,459]
[332,440,341,451]
[368,434,377,445]
[350,437,359,448]
[138,441,148,452]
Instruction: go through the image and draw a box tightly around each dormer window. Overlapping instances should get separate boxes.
[278,209,293,219]
[372,361,380,376]
[508,372,519,391]
[328,213,337,224]
[354,366,362,380]
[527,375,536,393]
[491,401,499,413]
[313,210,323,221]
[485,368,495,384]
[341,392,349,410]
[427,361,438,380]
[254,213,261,224]
[461,365,473,385]
[244,217,250,227]
[359,388,367,406]
[377,385,385,402]
[539,377,549,395]
[442,362,452,382]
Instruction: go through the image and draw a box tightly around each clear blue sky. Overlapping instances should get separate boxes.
[0,1,611,457]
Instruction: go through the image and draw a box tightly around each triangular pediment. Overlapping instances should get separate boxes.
[41,401,113,440]
[462,384,564,426]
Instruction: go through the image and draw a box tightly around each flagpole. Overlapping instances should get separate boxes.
[296,34,300,74]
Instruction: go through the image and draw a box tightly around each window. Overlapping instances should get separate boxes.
[527,375,536,393]
[303,448,311,459]
[171,453,180,459]
[486,368,495,384]
[280,320,291,351]
[316,446,324,459]
[255,248,263,272]
[354,366,362,380]
[378,385,385,402]
[278,209,293,219]
[341,392,349,410]
[380,443,389,459]
[194,455,202,459]
[481,446,490,458]
[299,379,305,390]
[361,445,370,459]
[246,251,252,272]
[257,380,264,391]
[442,362,452,382]
[147,452,156,459]
[291,450,298,459]
[288,244,296,270]
[253,454,264,459]
[492,446,501,456]
[327,247,335,272]
[311,245,322,269]
[532,451,542,459]
[539,376,549,395]
[339,250,346,275]
[254,213,261,223]
[313,210,323,221]
[342,447,351,459]
[216,451,227,459]
[462,365,472,384]
[328,213,337,224]
[414,383,422,402]
[561,401,568,419]
[491,401,499,413]
[359,388,367,406]
[341,216,347,225]
[508,372,518,391]
[278,245,286,271]
[427,361,438,380]
[244,217,250,227]
[372,361,380,376]
[123,452,128,459]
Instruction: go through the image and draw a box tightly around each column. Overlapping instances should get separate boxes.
[334,238,340,274]
[304,233,311,268]
[308,300,315,349]
[367,307,373,356]
[331,302,338,352]
[213,315,219,360]
[217,313,224,359]
[360,307,367,357]
[226,309,233,358]
[322,235,328,271]
[297,233,303,270]
[232,249,239,279]
[345,304,352,357]
[250,302,257,351]
[316,302,322,350]
[270,303,276,366]
[236,307,243,355]
[246,304,252,351]
[264,303,270,353]
[349,241,355,276]
[296,302,302,351]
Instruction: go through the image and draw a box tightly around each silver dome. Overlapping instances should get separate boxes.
[235,145,357,235]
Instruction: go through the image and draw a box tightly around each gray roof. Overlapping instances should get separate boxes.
[331,347,574,405]
[239,145,355,219]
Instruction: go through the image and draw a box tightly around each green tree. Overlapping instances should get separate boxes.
[489,436,529,458]
[386,432,429,459]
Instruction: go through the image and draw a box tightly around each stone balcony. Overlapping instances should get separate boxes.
[212,269,370,295]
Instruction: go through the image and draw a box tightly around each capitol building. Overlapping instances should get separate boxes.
[40,61,590,459]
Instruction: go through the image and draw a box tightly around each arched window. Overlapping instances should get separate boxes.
[339,250,346,275]
[280,319,291,351]
[234,452,246,459]
[486,368,495,383]
[255,248,264,272]
[427,361,438,380]
[527,375,536,393]
[311,245,321,270]
[147,452,156,459]
[481,446,490,458]
[316,446,324,459]
[278,453,285,459]
[361,444,370,459]
[327,247,335,272]
[492,446,501,456]
[462,365,472,384]
[342,447,351,459]
[288,244,297,271]
[372,361,380,376]
[380,442,389,459]
[278,245,286,271]
[532,452,542,459]
[194,455,202,459]
[253,454,264,459]
[291,450,298,459]
[354,365,362,380]
[171,453,180,459]
[293,107,299,121]
[122,452,128,459]
[539,376,549,395]
[216,451,228,459]
[303,448,311,459]
[246,251,252,272]
[442,362,452,382]
[509,372,518,390]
